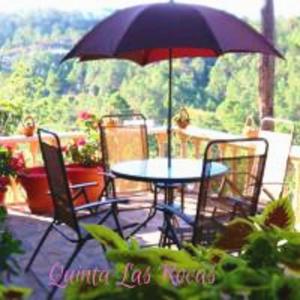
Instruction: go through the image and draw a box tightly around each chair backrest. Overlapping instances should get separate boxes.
[193,138,268,244]
[38,129,80,235]
[99,113,149,193]
[259,117,294,200]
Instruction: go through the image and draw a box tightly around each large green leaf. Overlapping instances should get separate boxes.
[214,218,256,251]
[0,285,31,300]
[261,197,295,230]
[82,224,128,251]
[107,248,201,270]
[242,230,280,269]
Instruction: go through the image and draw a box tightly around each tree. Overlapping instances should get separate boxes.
[101,92,131,115]
[259,0,276,130]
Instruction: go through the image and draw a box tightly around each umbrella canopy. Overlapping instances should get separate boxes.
[63,2,282,166]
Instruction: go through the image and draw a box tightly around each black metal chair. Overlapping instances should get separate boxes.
[99,113,185,212]
[158,138,268,249]
[25,129,128,300]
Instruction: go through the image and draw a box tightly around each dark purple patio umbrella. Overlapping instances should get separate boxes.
[62,2,282,167]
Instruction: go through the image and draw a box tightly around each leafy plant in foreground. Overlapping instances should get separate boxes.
[65,197,300,300]
[0,208,31,299]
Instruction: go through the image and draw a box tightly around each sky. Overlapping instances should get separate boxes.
[0,0,299,19]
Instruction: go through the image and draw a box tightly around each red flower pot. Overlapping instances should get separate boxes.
[19,165,105,215]
[66,164,105,205]
[0,189,6,207]
[18,167,53,214]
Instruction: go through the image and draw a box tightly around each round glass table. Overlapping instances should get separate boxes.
[111,158,228,238]
[111,158,228,184]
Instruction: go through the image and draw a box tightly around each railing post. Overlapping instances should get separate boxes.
[190,137,202,159]
[292,160,300,224]
[29,140,40,166]
[155,132,167,157]
[176,130,189,158]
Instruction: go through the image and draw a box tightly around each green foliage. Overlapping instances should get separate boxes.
[0,145,25,190]
[82,224,128,251]
[100,92,131,115]
[0,11,300,140]
[66,112,101,166]
[0,284,31,300]
[65,198,300,300]
[0,147,14,179]
[0,99,22,135]
[0,208,24,283]
[214,197,296,252]
[0,210,29,299]
[214,218,256,251]
[261,197,295,230]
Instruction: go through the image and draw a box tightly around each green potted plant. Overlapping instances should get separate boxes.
[66,111,105,203]
[0,208,31,299]
[18,111,104,214]
[0,145,25,207]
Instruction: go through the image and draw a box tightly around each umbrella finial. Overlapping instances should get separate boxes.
[169,0,175,3]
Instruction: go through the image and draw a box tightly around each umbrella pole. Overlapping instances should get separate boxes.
[167,48,173,169]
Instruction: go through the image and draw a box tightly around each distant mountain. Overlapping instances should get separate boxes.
[0,10,110,69]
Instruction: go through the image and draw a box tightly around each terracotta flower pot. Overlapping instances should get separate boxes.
[0,189,6,207]
[67,164,105,205]
[18,165,105,214]
[18,167,53,215]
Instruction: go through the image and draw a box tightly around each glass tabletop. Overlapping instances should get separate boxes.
[111,158,228,184]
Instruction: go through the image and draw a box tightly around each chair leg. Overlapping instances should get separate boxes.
[164,214,181,249]
[154,185,158,206]
[180,185,185,212]
[126,208,157,239]
[111,205,124,239]
[48,241,85,300]
[158,217,167,247]
[144,185,158,228]
[164,188,168,204]
[25,222,54,272]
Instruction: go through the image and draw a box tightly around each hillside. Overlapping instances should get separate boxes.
[0,10,300,140]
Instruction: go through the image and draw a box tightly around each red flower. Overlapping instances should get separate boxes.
[61,145,68,153]
[76,138,86,146]
[2,143,14,153]
[9,153,26,172]
[0,176,10,188]
[78,111,93,120]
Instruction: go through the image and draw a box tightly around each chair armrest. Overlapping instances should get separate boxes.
[75,197,129,212]
[69,182,98,190]
[98,171,116,179]
[157,204,194,225]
